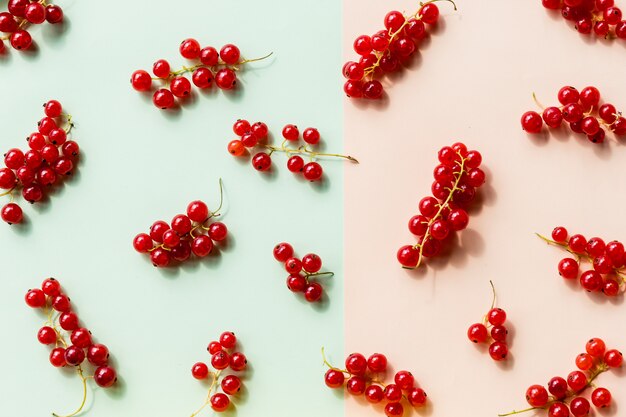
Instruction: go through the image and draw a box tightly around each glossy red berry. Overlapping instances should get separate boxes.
[324,369,345,388]
[210,393,230,412]
[302,253,322,273]
[489,342,508,361]
[38,326,57,344]
[252,152,271,171]
[88,344,110,366]
[191,362,209,379]
[200,47,219,66]
[586,338,606,357]
[131,70,152,91]
[567,370,587,392]
[345,353,367,375]
[305,282,323,302]
[219,331,236,348]
[1,203,23,224]
[408,387,427,406]
[152,59,171,78]
[467,323,488,343]
[153,89,175,109]
[211,351,230,370]
[10,30,32,50]
[191,235,213,257]
[367,353,387,372]
[487,308,506,326]
[591,387,611,408]
[49,347,66,367]
[394,370,414,390]
[94,366,117,388]
[59,312,79,331]
[221,375,241,395]
[570,397,590,417]
[521,111,543,133]
[179,38,201,59]
[526,385,549,407]
[604,349,623,367]
[558,258,578,279]
[230,352,247,371]
[384,402,404,417]
[64,345,86,366]
[287,155,304,173]
[303,162,323,181]
[220,44,240,64]
[215,69,237,90]
[365,385,384,403]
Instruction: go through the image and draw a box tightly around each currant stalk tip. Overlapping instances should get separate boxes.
[51,366,88,417]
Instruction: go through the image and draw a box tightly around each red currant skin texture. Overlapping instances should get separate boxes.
[521,111,543,133]
[397,245,419,268]
[305,282,323,302]
[221,375,241,394]
[229,352,247,371]
[273,242,294,262]
[153,89,175,110]
[394,371,414,390]
[345,353,367,375]
[2,203,23,224]
[408,387,427,406]
[191,362,209,379]
[324,369,345,388]
[586,338,606,357]
[215,69,237,90]
[487,308,506,326]
[179,38,201,59]
[365,385,384,403]
[187,201,209,222]
[548,376,568,400]
[604,349,623,367]
[220,44,241,64]
[591,387,611,408]
[385,402,404,417]
[88,344,110,366]
[210,393,230,412]
[303,162,323,181]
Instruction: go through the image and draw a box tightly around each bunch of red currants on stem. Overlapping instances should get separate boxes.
[190,331,247,416]
[0,0,63,52]
[25,278,117,417]
[343,0,456,99]
[228,119,358,181]
[133,180,228,268]
[499,338,622,417]
[273,242,334,303]
[521,86,626,143]
[397,142,484,269]
[0,100,78,225]
[542,0,626,39]
[323,349,427,417]
[537,227,625,297]
[467,281,511,361]
[131,39,272,110]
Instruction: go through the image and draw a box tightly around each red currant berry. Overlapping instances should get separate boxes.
[152,59,170,78]
[324,369,345,388]
[302,253,322,273]
[131,70,152,91]
[303,128,320,145]
[346,353,367,375]
[171,241,192,262]
[94,366,117,388]
[273,242,294,263]
[580,270,602,292]
[521,111,543,133]
[567,370,587,392]
[558,258,578,279]
[548,402,570,417]
[219,44,240,64]
[346,376,367,395]
[384,384,403,402]
[10,30,32,50]
[211,351,230,370]
[491,325,508,342]
[191,362,209,379]
[187,201,209,223]
[487,308,506,326]
[208,222,227,241]
[192,68,213,89]
[200,47,219,66]
[51,294,71,312]
[552,227,568,242]
[575,353,593,371]
[1,203,23,224]
[384,402,404,417]
[219,331,236,348]
[591,387,611,408]
[38,326,57,344]
[59,312,79,331]
[151,248,171,267]
[489,341,508,361]
[586,338,606,357]
[467,323,488,343]
[42,277,61,297]
[228,140,245,156]
[568,234,587,254]
[367,353,387,373]
[215,68,237,90]
[303,162,323,181]
[304,282,323,302]
[365,384,384,403]
[170,76,192,98]
[191,235,213,257]
[88,344,109,366]
[287,274,306,292]
[230,352,247,371]
[221,375,241,395]
[162,229,180,249]
[363,80,383,99]
[287,155,304,173]
[394,370,414,390]
[179,38,201,59]
[207,341,222,355]
[64,345,85,366]
[171,214,192,235]
[210,393,230,412]
[70,328,92,348]
[384,11,405,31]
[49,347,66,367]
[543,107,563,128]
[526,385,549,407]
[570,397,590,417]
[408,387,427,406]
[604,349,623,367]
[252,152,271,171]
[153,89,175,109]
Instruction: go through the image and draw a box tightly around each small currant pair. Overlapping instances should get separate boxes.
[190,331,247,416]
[323,349,427,417]
[25,278,117,417]
[541,0,626,39]
[343,0,456,100]
[537,227,625,297]
[133,180,228,268]
[467,281,510,361]
[0,0,64,52]
[397,142,485,269]
[0,99,78,225]
[227,119,358,181]
[499,338,622,417]
[521,86,626,143]
[273,242,334,303]
[131,38,272,110]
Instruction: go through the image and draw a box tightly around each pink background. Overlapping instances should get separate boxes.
[344,1,626,416]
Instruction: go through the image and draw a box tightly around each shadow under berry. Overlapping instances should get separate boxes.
[41,15,70,48]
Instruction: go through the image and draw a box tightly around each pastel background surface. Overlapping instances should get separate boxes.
[0,0,343,416]
[344,1,626,417]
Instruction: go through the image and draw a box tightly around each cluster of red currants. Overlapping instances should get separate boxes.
[538,227,625,297]
[500,338,622,417]
[273,242,334,303]
[0,0,63,51]
[323,350,427,417]
[467,281,510,361]
[542,0,626,39]
[190,331,247,416]
[228,120,358,181]
[343,0,456,100]
[25,278,117,417]
[0,100,78,225]
[133,186,228,268]
[131,39,271,110]
[521,86,626,144]
[397,142,484,269]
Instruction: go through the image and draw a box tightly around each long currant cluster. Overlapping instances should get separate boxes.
[0,100,78,225]
[542,0,626,39]
[323,349,427,417]
[227,120,358,181]
[25,278,117,417]
[273,242,334,303]
[343,0,457,100]
[130,39,272,110]
[397,142,484,269]
[467,281,510,362]
[0,0,63,52]
[537,227,625,297]
[499,338,623,417]
[133,181,228,268]
[521,86,626,143]
[190,332,247,416]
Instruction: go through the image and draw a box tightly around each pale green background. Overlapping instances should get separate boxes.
[0,0,344,416]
